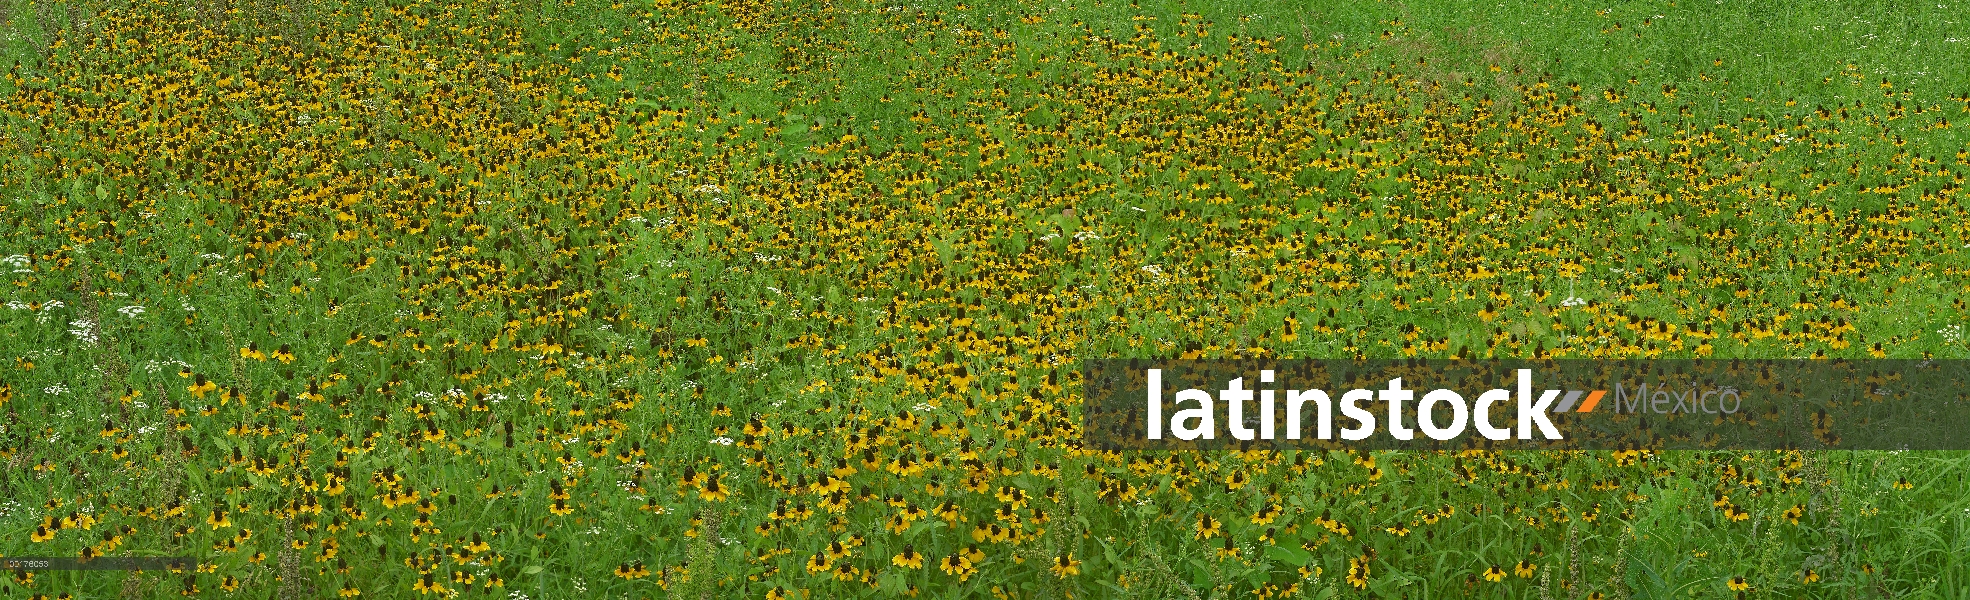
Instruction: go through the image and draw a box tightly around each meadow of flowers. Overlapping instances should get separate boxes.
[2,0,1968,597]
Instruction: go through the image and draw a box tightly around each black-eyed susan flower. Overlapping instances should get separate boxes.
[1050,553,1080,577]
[893,544,924,569]
[1215,537,1240,559]
[1514,560,1537,578]
[938,554,974,580]
[187,375,217,399]
[1195,513,1222,539]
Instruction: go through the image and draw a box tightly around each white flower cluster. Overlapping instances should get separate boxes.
[709,436,735,446]
[142,359,193,374]
[69,319,99,344]
[1941,324,1965,344]
[2,255,29,272]
[117,305,146,317]
[44,383,70,395]
[1560,296,1588,307]
[693,183,723,194]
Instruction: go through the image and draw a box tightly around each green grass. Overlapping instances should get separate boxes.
[2,0,1969,598]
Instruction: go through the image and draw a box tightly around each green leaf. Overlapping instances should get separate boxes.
[1096,537,1123,569]
[1189,558,1212,590]
[522,565,544,575]
[930,230,962,268]
[876,569,907,595]
[1267,545,1312,567]
[904,520,940,539]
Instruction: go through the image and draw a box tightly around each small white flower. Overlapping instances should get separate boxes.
[181,301,196,312]
[200,253,223,261]
[0,255,27,267]
[1560,296,1588,307]
[4,301,26,310]
[1073,230,1100,241]
[69,320,99,344]
[1140,265,1163,275]
[44,383,69,395]
[1039,233,1060,241]
[41,300,64,310]
[710,436,735,446]
[693,183,723,194]
[912,403,934,412]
